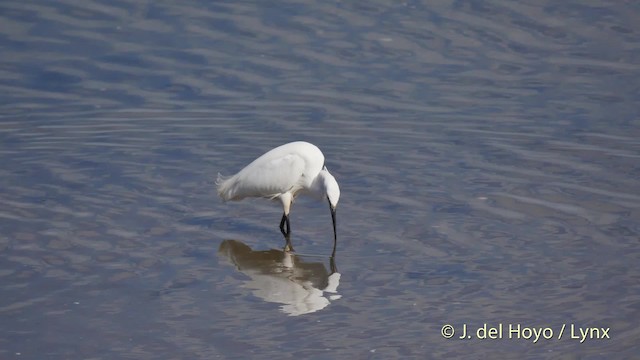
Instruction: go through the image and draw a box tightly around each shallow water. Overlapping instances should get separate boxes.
[1,0,639,358]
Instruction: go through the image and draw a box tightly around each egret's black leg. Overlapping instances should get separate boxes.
[280,213,294,251]
[279,213,288,237]
[285,214,291,235]
[279,213,292,236]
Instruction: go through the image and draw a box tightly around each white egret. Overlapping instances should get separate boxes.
[216,141,340,252]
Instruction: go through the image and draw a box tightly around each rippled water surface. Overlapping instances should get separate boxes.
[1,0,639,358]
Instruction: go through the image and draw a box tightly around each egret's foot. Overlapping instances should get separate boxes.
[283,235,295,252]
[283,243,295,253]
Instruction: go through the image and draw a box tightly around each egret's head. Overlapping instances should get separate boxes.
[319,167,340,209]
[319,166,340,242]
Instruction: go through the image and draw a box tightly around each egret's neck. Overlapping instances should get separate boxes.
[311,169,339,205]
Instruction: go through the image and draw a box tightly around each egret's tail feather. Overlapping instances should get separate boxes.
[215,172,226,186]
[216,173,233,201]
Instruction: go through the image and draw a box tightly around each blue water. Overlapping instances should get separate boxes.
[1,1,639,359]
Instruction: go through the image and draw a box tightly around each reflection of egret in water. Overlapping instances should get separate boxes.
[218,240,341,316]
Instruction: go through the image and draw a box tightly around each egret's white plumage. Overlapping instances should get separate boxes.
[216,141,340,250]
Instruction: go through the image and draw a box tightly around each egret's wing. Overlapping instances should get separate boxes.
[221,153,305,200]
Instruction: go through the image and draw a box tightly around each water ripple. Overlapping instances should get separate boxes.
[2,0,640,358]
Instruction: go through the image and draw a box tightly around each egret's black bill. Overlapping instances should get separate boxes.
[330,205,337,241]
